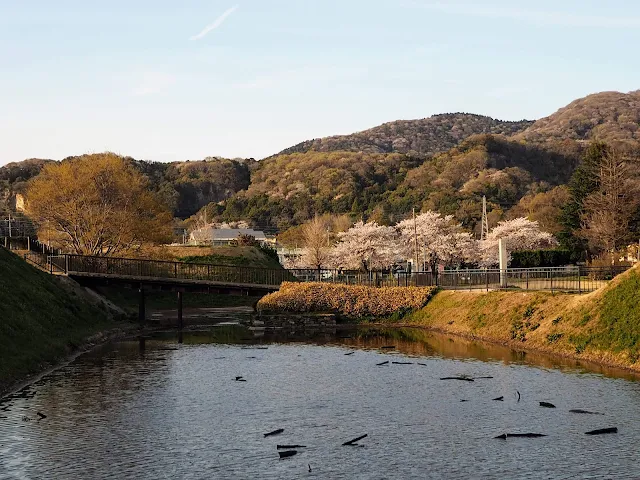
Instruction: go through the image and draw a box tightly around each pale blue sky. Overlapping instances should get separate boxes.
[1,0,639,165]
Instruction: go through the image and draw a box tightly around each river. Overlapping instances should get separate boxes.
[1,326,639,479]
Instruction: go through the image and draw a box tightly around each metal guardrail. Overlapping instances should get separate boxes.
[20,253,632,293]
[284,266,630,293]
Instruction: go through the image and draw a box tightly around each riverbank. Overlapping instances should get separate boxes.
[0,247,134,396]
[257,266,640,372]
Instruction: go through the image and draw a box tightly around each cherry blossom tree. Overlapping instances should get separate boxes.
[480,217,558,266]
[330,221,399,270]
[396,211,476,273]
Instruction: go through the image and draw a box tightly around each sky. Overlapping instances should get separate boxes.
[1,0,640,165]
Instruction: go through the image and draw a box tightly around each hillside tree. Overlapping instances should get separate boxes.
[27,153,172,256]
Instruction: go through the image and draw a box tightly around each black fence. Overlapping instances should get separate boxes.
[285,266,630,293]
[20,253,632,293]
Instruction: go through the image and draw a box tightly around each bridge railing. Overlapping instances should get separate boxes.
[64,254,297,286]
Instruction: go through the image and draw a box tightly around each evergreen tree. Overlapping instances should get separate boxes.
[558,142,609,257]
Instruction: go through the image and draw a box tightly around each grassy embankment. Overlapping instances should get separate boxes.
[0,248,125,394]
[403,265,640,369]
[95,245,277,313]
[257,267,640,370]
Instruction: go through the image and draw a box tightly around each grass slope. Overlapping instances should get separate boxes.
[0,248,117,393]
[404,265,640,369]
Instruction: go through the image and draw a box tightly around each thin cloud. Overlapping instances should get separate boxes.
[190,5,239,41]
[410,2,640,28]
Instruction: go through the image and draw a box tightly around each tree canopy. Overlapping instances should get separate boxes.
[27,153,172,255]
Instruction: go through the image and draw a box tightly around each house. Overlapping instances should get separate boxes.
[189,227,268,246]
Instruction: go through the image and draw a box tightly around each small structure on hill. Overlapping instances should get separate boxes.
[189,227,268,246]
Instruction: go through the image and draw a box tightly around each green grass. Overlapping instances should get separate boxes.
[0,248,117,393]
[590,269,640,352]
[93,286,262,313]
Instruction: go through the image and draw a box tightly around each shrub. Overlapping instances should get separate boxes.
[510,249,580,268]
[257,282,436,318]
[546,333,563,344]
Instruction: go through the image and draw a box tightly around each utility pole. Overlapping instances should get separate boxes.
[481,196,489,241]
[8,213,12,238]
[413,208,419,272]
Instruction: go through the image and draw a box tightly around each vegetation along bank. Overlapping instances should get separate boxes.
[258,266,640,371]
[0,247,128,395]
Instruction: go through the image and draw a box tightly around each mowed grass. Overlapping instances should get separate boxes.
[0,248,116,392]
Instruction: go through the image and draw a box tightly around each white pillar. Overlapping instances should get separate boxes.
[499,238,508,288]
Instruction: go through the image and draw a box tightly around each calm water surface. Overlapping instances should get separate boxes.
[1,326,639,479]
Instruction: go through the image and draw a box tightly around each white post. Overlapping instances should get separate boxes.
[499,238,508,288]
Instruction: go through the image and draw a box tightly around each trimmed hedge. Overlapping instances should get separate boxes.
[257,282,436,318]
[510,249,582,268]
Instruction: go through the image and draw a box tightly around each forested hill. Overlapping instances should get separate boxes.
[516,90,640,146]
[0,156,254,219]
[276,114,534,157]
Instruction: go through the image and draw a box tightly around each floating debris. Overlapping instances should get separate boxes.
[36,412,47,420]
[264,428,285,437]
[21,416,31,422]
[417,363,428,366]
[277,445,306,449]
[516,391,521,402]
[278,450,297,459]
[539,402,556,408]
[376,361,389,366]
[344,352,355,356]
[440,376,474,382]
[569,409,603,415]
[495,433,547,439]
[342,434,368,446]
[474,376,494,379]
[585,427,617,435]
[392,361,413,365]
[235,376,244,381]
[493,396,504,401]
[460,399,469,402]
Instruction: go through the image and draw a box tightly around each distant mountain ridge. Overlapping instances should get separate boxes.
[516,90,640,146]
[276,113,534,157]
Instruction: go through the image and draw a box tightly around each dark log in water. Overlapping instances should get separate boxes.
[235,376,244,381]
[539,402,556,408]
[342,434,368,446]
[36,412,47,420]
[344,352,355,356]
[380,346,396,349]
[376,361,389,366]
[569,409,603,415]
[585,427,617,435]
[264,428,284,437]
[392,361,413,365]
[278,450,297,458]
[495,433,546,439]
[493,396,504,401]
[516,391,521,402]
[277,445,306,449]
[474,376,494,379]
[417,363,428,366]
[440,377,474,382]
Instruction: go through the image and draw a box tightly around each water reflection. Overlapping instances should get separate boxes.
[1,325,639,479]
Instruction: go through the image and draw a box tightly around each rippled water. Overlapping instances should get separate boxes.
[1,326,640,479]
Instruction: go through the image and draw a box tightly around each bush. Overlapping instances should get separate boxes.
[510,249,580,268]
[257,282,436,318]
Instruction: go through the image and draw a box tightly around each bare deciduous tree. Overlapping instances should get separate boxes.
[580,150,640,261]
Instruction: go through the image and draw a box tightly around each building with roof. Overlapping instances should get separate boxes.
[189,227,269,246]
